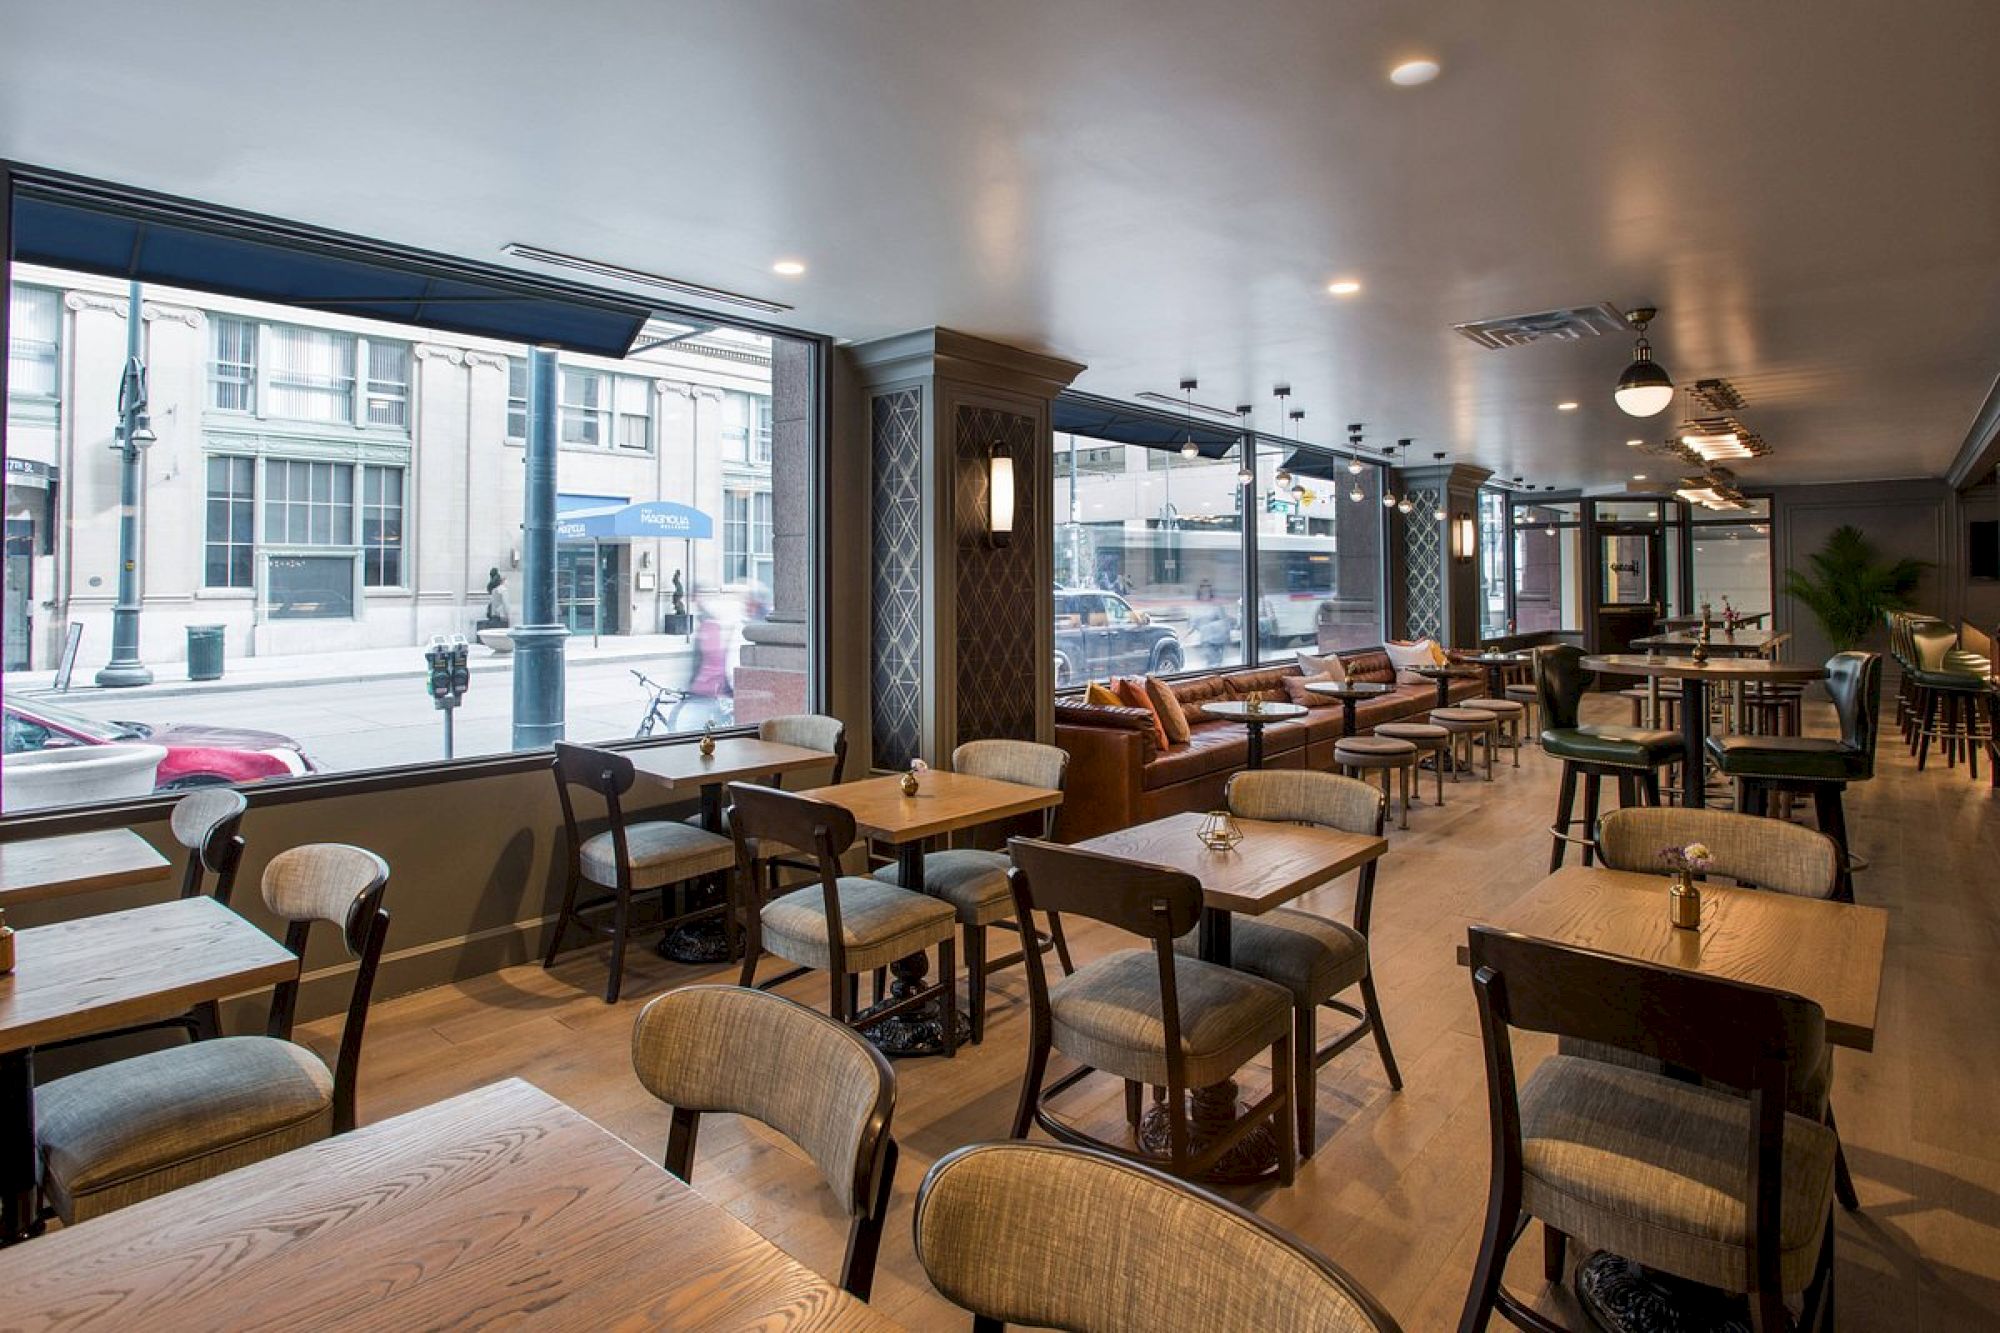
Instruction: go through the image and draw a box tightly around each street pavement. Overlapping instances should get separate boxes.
[20,641,730,774]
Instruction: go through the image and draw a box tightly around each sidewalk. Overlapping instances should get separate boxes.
[5,632,700,702]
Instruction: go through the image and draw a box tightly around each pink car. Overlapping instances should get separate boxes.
[2,695,317,790]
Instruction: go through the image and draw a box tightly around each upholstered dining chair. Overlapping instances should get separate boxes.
[871,739,1072,1043]
[914,1141,1401,1332]
[1005,838,1295,1185]
[41,787,249,1052]
[1534,643,1680,871]
[545,741,737,1003]
[1171,769,1401,1158]
[632,985,898,1300]
[1459,926,1836,1333]
[35,844,392,1226]
[728,782,960,1053]
[1594,804,1860,1214]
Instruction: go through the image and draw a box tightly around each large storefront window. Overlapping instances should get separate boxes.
[1256,446,1381,655]
[1691,497,1773,618]
[2,183,819,812]
[1513,500,1584,634]
[1477,488,1508,638]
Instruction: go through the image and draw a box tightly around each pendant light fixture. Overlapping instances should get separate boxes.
[1179,377,1200,459]
[1431,452,1449,521]
[1346,424,1367,502]
[1614,306,1674,417]
[1395,440,1416,513]
[1235,403,1255,485]
[1269,387,1294,493]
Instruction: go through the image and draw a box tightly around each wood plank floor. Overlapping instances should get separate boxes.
[303,696,2000,1330]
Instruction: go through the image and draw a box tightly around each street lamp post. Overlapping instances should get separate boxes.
[96,278,155,688]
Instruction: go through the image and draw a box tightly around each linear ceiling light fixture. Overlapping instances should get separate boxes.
[1614,305,1675,417]
[500,243,795,314]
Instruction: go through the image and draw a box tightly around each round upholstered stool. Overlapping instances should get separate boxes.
[1461,698,1526,769]
[1503,681,1539,745]
[1375,721,1450,806]
[1333,736,1417,830]
[1430,707,1500,782]
[1618,685,1681,730]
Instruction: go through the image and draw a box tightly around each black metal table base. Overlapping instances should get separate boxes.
[656,918,733,964]
[1135,1089,1281,1184]
[1575,1252,1751,1333]
[856,991,970,1059]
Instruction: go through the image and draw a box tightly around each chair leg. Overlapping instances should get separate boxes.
[1397,764,1410,830]
[1828,1103,1861,1212]
[840,1137,897,1301]
[965,923,987,1045]
[1273,1033,1297,1188]
[1431,745,1445,805]
[1012,1031,1049,1139]
[1047,911,1077,975]
[1641,768,1662,807]
[1550,763,1579,872]
[1579,774,1602,867]
[1125,1079,1143,1128]
[604,884,631,1005]
[1457,1191,1519,1333]
[845,971,862,1017]
[1543,1224,1567,1283]
[663,1105,700,1181]
[938,938,959,1058]
[1360,970,1402,1091]
[542,868,580,968]
[872,967,887,1004]
[1813,786,1856,903]
[1295,1003,1317,1158]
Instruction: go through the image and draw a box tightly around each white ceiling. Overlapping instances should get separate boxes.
[7,1,2000,487]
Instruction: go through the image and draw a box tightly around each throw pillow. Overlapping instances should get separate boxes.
[1383,639,1438,686]
[1429,640,1450,667]
[1084,680,1122,708]
[1296,648,1349,683]
[1144,675,1192,745]
[1283,673,1335,708]
[1114,676,1170,751]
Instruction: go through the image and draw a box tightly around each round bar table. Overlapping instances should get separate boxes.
[1407,663,1459,708]
[1464,651,1531,700]
[1301,679,1397,737]
[1201,699,1307,769]
[1582,654,1824,809]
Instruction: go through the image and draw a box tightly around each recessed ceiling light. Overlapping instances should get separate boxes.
[1625,439,1643,447]
[1389,58,1440,87]
[1633,473,1648,481]
[1327,279,1362,296]
[1556,401,1580,412]
[771,259,807,276]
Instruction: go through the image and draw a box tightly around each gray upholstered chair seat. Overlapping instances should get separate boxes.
[760,877,956,974]
[1173,909,1367,1006]
[872,849,1011,926]
[581,820,734,890]
[1519,1055,1836,1294]
[37,1037,334,1223]
[1050,949,1291,1088]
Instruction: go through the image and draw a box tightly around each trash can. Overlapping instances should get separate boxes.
[186,624,226,681]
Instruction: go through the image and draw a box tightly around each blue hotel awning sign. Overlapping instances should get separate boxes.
[554,500,714,542]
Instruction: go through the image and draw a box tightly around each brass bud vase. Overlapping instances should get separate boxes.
[1669,870,1702,930]
[899,771,920,797]
[698,730,716,758]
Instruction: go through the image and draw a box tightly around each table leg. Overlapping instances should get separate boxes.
[1245,722,1264,770]
[858,843,968,1058]
[1341,699,1358,737]
[1434,675,1451,708]
[1485,664,1506,699]
[1,1049,40,1246]
[1575,1250,1754,1333]
[1681,677,1709,808]
[659,781,734,964]
[1136,906,1280,1183]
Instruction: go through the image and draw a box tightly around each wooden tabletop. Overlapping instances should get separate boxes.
[0,1078,898,1331]
[1465,866,1887,1050]
[1583,653,1826,684]
[1661,612,1769,629]
[1202,700,1308,720]
[813,771,1062,845]
[0,828,172,906]
[1303,680,1397,699]
[627,736,836,791]
[1075,811,1387,916]
[1629,629,1789,657]
[0,896,297,1054]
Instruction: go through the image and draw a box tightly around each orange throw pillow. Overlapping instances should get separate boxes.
[1429,640,1450,667]
[1144,675,1191,745]
[1084,680,1122,708]
[1114,676,1171,751]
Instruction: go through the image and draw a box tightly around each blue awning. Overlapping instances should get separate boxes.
[11,184,652,358]
[556,501,714,542]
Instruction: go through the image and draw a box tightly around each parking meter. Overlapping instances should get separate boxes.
[424,635,471,757]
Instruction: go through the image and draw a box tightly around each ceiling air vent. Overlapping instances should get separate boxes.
[1451,303,1629,350]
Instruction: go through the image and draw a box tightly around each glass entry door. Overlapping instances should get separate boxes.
[1594,524,1663,654]
[556,544,617,635]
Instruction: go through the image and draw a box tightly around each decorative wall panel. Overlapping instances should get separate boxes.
[870,389,924,768]
[1404,489,1444,642]
[953,404,1040,744]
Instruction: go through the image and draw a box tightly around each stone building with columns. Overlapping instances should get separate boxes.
[4,262,787,673]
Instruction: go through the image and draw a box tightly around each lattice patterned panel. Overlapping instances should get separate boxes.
[871,389,924,769]
[1404,490,1444,642]
[953,404,1040,744]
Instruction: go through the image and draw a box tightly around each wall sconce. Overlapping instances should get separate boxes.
[987,445,1015,547]
[1451,511,1477,565]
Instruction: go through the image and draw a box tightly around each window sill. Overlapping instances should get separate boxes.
[194,588,255,600]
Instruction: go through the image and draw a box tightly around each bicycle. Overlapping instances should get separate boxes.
[632,669,733,738]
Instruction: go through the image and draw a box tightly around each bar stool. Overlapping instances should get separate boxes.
[1333,736,1415,830]
[1430,707,1500,782]
[1503,680,1539,745]
[1619,684,1681,730]
[1708,652,1882,901]
[1374,721,1449,805]
[1533,645,1679,871]
[1461,697,1526,768]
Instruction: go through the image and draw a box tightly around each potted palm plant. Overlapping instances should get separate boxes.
[1782,524,1929,651]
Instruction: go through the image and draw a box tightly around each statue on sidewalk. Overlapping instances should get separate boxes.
[475,567,512,631]
[670,569,686,619]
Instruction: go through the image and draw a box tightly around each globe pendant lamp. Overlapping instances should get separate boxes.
[1614,306,1674,417]
[1179,377,1200,458]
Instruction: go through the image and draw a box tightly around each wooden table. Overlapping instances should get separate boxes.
[0,829,172,906]
[0,896,299,1243]
[1303,679,1397,736]
[0,1078,898,1330]
[1076,810,1388,1180]
[1465,651,1531,699]
[1582,654,1825,809]
[1660,611,1768,630]
[1462,865,1886,1049]
[814,771,1063,1056]
[1408,662,1461,708]
[629,736,839,962]
[1629,628,1789,658]
[1201,699,1307,769]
